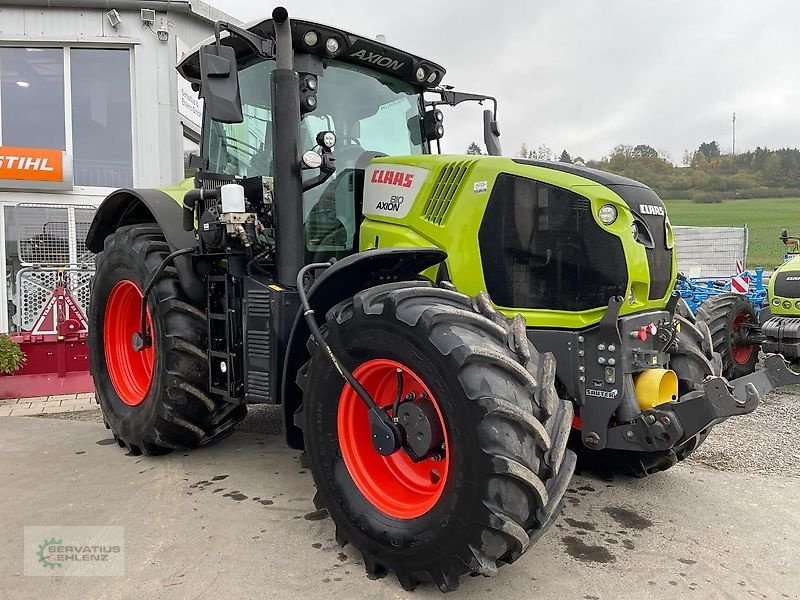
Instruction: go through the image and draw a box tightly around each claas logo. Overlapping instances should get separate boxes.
[371,169,414,188]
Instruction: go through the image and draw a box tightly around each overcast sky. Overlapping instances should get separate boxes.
[211,0,800,162]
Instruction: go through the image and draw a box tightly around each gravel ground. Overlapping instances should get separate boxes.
[35,389,799,477]
[687,386,800,477]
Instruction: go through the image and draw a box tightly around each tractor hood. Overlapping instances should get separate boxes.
[512,159,674,301]
[177,17,446,90]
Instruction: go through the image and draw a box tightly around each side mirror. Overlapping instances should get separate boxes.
[483,109,502,156]
[199,44,243,123]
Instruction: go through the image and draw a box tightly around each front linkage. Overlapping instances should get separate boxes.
[606,354,798,453]
[532,294,799,465]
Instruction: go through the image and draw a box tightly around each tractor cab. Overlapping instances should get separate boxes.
[177,17,498,265]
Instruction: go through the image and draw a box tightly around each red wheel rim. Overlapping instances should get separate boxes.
[337,359,449,519]
[103,280,154,406]
[731,312,755,365]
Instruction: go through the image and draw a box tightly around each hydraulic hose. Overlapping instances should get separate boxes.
[296,261,378,410]
[296,262,406,456]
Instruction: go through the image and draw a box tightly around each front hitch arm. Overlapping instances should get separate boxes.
[606,354,800,451]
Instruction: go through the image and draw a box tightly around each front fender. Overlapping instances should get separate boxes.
[281,247,447,448]
[86,187,202,303]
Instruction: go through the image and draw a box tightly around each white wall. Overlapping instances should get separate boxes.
[0,3,220,189]
[0,3,234,333]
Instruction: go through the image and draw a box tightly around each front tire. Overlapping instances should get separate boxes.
[88,225,245,456]
[299,283,574,591]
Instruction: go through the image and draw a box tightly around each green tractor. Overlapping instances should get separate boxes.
[85,8,799,590]
[759,229,800,362]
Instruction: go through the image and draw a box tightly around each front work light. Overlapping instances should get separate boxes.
[303,30,319,47]
[317,130,336,149]
[415,67,427,82]
[598,204,617,225]
[422,109,445,141]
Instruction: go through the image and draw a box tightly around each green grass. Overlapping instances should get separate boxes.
[664,197,800,268]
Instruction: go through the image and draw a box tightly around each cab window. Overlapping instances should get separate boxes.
[203,59,274,177]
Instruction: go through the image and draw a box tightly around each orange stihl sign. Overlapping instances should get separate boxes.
[0,146,64,182]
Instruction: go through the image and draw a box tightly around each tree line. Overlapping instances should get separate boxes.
[465,140,800,202]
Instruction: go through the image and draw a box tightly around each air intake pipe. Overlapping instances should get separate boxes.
[270,6,305,287]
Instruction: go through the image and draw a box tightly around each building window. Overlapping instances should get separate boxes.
[70,48,133,188]
[0,47,66,150]
[0,46,133,188]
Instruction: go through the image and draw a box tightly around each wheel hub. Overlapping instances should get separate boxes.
[396,399,444,461]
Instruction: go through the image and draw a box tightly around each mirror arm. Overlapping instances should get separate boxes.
[214,21,275,59]
[428,90,499,120]
[302,154,336,193]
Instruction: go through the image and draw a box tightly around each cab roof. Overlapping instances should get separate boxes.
[177,16,446,89]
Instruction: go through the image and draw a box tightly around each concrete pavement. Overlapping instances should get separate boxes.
[0,415,797,599]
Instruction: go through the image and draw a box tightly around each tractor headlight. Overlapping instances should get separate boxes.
[325,37,340,55]
[628,288,636,305]
[783,300,792,310]
[598,204,617,225]
[303,30,319,47]
[773,298,781,307]
[415,67,427,82]
[631,222,639,239]
[427,71,438,84]
[795,300,800,310]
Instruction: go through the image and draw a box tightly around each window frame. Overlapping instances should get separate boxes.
[0,40,136,193]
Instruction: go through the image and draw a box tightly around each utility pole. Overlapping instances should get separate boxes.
[732,112,736,155]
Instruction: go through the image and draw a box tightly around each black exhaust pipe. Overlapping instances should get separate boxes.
[270,6,304,288]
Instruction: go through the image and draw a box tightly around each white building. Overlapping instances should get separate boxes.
[0,0,237,335]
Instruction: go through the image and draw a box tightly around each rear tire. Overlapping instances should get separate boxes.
[88,224,245,456]
[696,293,759,379]
[299,283,575,591]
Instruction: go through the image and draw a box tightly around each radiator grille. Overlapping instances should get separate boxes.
[420,161,473,225]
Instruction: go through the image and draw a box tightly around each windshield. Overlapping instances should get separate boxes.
[201,57,425,260]
[302,60,425,261]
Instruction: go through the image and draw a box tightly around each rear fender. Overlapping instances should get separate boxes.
[86,188,202,303]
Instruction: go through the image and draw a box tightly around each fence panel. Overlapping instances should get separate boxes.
[9,204,96,331]
[673,225,748,278]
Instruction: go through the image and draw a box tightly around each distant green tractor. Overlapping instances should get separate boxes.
[84,7,800,590]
